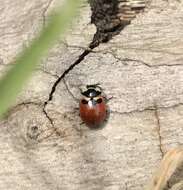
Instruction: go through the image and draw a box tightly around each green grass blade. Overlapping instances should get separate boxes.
[0,0,82,117]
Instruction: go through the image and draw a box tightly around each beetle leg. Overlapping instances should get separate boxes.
[103,96,113,103]
[80,121,85,125]
[107,96,113,102]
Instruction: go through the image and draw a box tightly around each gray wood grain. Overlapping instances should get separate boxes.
[0,0,183,189]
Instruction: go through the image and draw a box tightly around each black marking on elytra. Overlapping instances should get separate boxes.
[96,98,102,104]
[81,99,88,104]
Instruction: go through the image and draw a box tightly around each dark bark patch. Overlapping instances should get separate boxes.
[89,0,146,47]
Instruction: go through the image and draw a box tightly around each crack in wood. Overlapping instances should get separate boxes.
[112,56,183,68]
[95,46,183,56]
[112,106,166,159]
[7,101,42,114]
[43,48,92,109]
[42,46,95,131]
[154,108,164,158]
[42,106,54,127]
[85,50,183,68]
[39,68,59,78]
[110,102,183,117]
[110,107,156,115]
[5,101,55,134]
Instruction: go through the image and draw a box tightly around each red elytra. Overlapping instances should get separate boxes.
[79,97,107,128]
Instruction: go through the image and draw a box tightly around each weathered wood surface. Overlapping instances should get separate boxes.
[0,0,183,189]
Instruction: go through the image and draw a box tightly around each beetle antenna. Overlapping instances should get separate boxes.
[79,87,83,94]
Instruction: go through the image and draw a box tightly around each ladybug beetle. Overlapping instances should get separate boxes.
[79,84,108,128]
